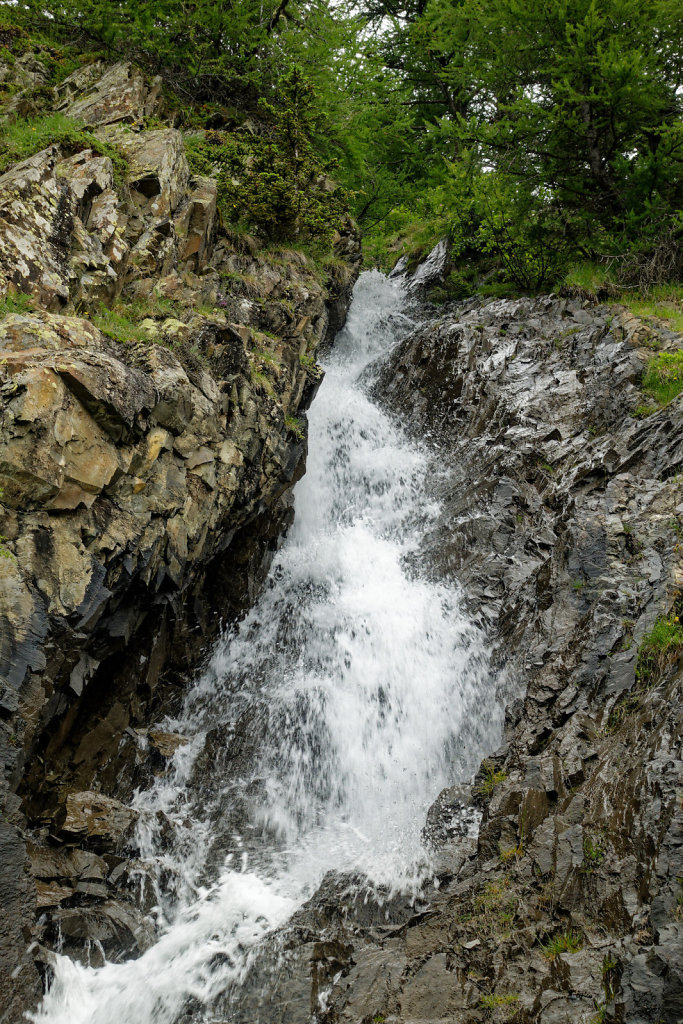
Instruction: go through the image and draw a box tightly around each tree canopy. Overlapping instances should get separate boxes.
[5,0,682,289]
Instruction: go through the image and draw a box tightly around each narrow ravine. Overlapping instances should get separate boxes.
[31,272,503,1024]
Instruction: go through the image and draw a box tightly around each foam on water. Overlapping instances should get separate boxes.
[31,271,502,1024]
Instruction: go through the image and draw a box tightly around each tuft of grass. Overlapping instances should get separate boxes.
[250,369,276,399]
[299,351,323,377]
[476,760,507,799]
[642,350,683,407]
[0,486,15,559]
[0,292,35,316]
[635,613,683,685]
[582,833,606,872]
[604,606,682,734]
[285,415,305,441]
[91,305,152,345]
[456,877,518,939]
[632,403,659,418]
[500,843,524,865]
[540,929,583,960]
[602,953,619,1001]
[563,261,615,295]
[563,265,683,326]
[0,113,128,184]
[479,992,519,1019]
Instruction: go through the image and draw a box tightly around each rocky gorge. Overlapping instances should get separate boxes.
[286,290,683,1024]
[0,55,359,1021]
[0,43,681,1024]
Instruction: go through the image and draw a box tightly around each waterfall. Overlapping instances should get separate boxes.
[31,271,503,1024]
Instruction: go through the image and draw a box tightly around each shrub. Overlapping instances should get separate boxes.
[582,833,606,872]
[186,68,347,246]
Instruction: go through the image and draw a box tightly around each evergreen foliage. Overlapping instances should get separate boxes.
[3,0,682,289]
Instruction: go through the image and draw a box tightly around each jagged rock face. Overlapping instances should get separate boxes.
[231,296,682,1023]
[0,60,360,1019]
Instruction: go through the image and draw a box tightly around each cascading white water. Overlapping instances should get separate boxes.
[31,271,503,1024]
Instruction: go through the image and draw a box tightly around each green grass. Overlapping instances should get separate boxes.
[605,612,682,733]
[252,347,279,367]
[479,993,519,1018]
[88,296,199,345]
[632,403,659,419]
[0,113,128,184]
[540,929,583,959]
[642,350,683,407]
[0,292,35,316]
[476,759,507,798]
[636,613,683,685]
[299,351,322,377]
[627,285,683,334]
[91,306,151,345]
[251,370,275,398]
[563,264,683,333]
[582,833,606,872]
[563,261,616,294]
[455,877,519,941]
[285,415,305,440]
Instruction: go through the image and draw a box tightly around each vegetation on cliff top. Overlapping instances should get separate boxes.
[2,0,682,298]
[0,111,128,180]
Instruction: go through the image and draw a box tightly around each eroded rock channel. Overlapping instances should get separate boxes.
[0,61,680,1024]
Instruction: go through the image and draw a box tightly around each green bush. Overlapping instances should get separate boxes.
[186,69,347,245]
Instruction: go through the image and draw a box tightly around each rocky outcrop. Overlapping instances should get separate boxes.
[229,292,681,1023]
[0,59,359,1019]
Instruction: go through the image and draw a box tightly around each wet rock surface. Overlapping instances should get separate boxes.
[1,52,681,1024]
[0,59,360,1019]
[223,292,681,1023]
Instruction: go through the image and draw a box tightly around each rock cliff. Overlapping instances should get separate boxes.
[222,290,682,1024]
[0,59,359,1020]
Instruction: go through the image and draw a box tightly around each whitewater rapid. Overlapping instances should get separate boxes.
[31,271,503,1024]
